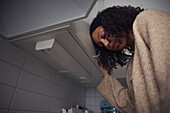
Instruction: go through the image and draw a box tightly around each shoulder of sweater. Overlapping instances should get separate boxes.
[141,9,165,14]
[136,9,169,20]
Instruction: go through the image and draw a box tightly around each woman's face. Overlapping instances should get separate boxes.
[92,26,128,51]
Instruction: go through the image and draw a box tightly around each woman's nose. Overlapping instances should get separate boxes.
[101,39,109,47]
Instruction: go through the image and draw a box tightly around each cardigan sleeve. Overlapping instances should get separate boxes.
[97,74,135,113]
[131,9,170,113]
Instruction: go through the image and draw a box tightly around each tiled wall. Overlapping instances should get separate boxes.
[0,37,86,113]
[85,78,127,113]
[86,88,104,113]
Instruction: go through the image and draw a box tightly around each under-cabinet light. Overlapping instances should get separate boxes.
[35,39,55,51]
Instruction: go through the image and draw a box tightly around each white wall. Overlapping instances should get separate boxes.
[86,88,104,113]
[86,0,170,25]
[85,78,127,113]
[104,0,170,13]
[0,36,86,113]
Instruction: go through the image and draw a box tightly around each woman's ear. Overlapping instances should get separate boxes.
[98,26,104,31]
[98,26,105,36]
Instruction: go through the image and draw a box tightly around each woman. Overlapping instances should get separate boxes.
[90,5,170,113]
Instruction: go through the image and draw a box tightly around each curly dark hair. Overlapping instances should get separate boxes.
[90,5,144,74]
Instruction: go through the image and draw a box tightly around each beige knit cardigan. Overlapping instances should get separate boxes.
[97,9,170,113]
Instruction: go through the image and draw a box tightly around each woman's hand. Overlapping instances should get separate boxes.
[96,57,109,78]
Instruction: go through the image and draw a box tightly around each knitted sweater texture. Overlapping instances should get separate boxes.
[97,9,170,113]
